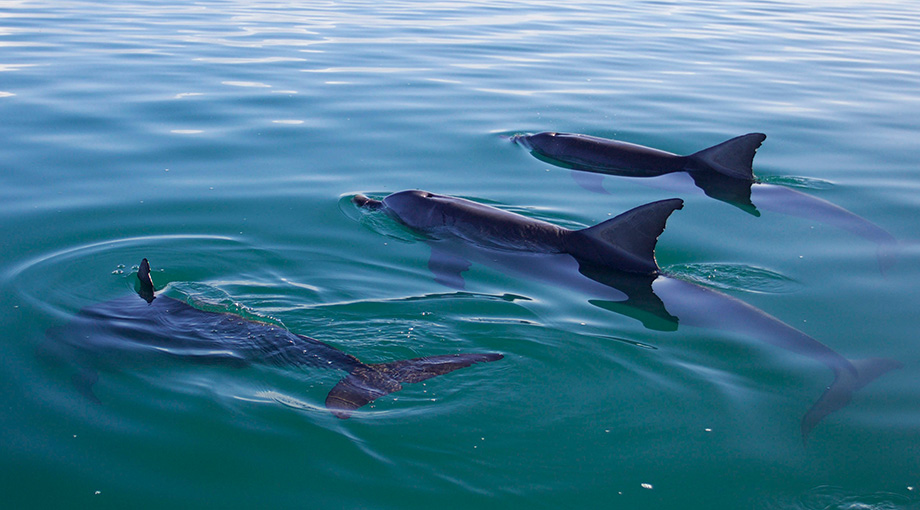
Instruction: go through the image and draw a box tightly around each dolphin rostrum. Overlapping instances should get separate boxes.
[354,190,900,439]
[48,258,503,419]
[511,132,897,270]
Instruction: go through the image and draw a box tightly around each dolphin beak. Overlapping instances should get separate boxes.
[510,134,532,150]
[353,194,383,210]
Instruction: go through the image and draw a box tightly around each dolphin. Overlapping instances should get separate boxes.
[354,190,900,439]
[511,132,897,270]
[47,258,503,419]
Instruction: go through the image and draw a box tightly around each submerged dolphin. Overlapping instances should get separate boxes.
[354,190,899,439]
[48,259,502,418]
[511,132,896,269]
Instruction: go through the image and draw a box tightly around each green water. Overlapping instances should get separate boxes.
[2,1,919,508]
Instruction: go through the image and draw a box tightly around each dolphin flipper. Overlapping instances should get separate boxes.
[570,171,610,195]
[325,353,503,418]
[71,365,101,404]
[429,246,472,289]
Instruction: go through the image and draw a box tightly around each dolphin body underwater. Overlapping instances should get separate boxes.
[47,259,503,418]
[354,190,899,439]
[511,132,897,270]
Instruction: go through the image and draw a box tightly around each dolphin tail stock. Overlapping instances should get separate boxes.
[687,133,766,180]
[324,352,504,419]
[567,198,684,275]
[801,357,902,442]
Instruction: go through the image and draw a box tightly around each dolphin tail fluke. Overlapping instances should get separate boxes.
[428,247,472,289]
[688,133,766,180]
[324,353,503,419]
[801,357,902,442]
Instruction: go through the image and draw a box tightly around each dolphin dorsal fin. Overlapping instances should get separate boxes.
[688,133,766,180]
[138,258,156,303]
[571,199,684,274]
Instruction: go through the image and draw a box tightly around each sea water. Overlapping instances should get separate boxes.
[1,1,919,508]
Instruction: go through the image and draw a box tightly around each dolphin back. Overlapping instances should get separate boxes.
[565,198,684,275]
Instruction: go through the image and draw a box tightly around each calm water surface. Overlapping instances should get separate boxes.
[2,1,919,508]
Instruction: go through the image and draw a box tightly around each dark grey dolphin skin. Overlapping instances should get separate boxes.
[514,132,767,181]
[354,190,900,439]
[511,132,897,270]
[48,258,502,419]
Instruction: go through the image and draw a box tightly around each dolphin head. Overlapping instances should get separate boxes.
[379,190,447,230]
[513,131,565,152]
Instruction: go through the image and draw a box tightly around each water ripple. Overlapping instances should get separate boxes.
[759,175,836,190]
[664,262,802,294]
[759,485,918,510]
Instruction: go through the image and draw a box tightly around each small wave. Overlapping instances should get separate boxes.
[757,485,918,510]
[253,390,323,413]
[759,175,835,190]
[170,282,287,328]
[665,263,802,294]
[467,317,541,326]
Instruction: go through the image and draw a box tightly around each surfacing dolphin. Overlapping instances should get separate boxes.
[511,132,897,270]
[47,259,502,419]
[354,190,900,440]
